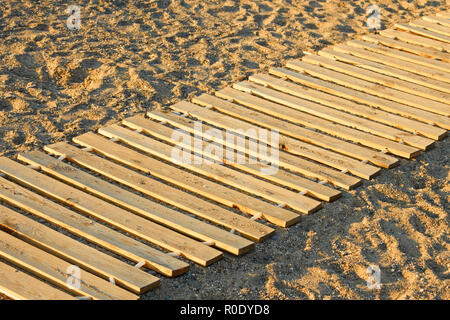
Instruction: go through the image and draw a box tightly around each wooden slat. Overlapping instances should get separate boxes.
[0,229,139,299]
[0,157,191,275]
[436,11,450,19]
[395,23,450,43]
[17,151,226,262]
[142,109,363,189]
[287,60,450,123]
[147,108,378,181]
[362,34,450,62]
[249,73,445,141]
[302,55,450,114]
[238,79,433,150]
[0,204,157,296]
[193,93,399,168]
[73,133,302,225]
[410,19,450,37]
[0,260,76,300]
[423,15,450,28]
[270,67,450,130]
[98,124,323,214]
[41,143,273,244]
[349,38,450,75]
[380,29,450,52]
[218,86,421,159]
[330,43,450,87]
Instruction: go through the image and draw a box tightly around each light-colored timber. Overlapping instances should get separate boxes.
[380,29,450,52]
[395,23,450,43]
[194,93,400,168]
[410,19,450,37]
[423,15,450,28]
[0,259,76,300]
[0,229,139,299]
[0,204,159,295]
[287,60,450,121]
[73,132,302,226]
[38,143,274,244]
[17,151,230,260]
[270,67,450,131]
[146,108,379,181]
[0,157,191,275]
[98,124,323,213]
[217,86,421,159]
[301,55,450,114]
[327,44,450,88]
[348,38,450,74]
[249,73,446,141]
[362,34,450,62]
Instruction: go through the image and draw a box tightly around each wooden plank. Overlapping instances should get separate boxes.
[436,11,450,19]
[97,124,322,214]
[73,132,303,225]
[140,110,363,190]
[287,60,450,120]
[0,204,157,296]
[137,112,362,189]
[302,55,450,114]
[423,15,450,28]
[0,158,191,274]
[362,34,450,62]
[380,29,450,52]
[270,67,450,131]
[40,143,273,244]
[395,23,450,43]
[193,93,399,168]
[410,19,450,37]
[219,85,421,159]
[249,73,446,141]
[0,260,76,300]
[330,43,450,87]
[0,229,139,299]
[17,152,226,261]
[241,77,433,150]
[349,38,450,75]
[146,108,378,181]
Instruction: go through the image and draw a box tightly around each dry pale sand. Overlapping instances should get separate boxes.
[0,0,448,300]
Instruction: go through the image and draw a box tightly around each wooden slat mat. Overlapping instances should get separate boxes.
[0,11,449,299]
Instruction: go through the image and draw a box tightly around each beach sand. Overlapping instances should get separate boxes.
[0,0,448,299]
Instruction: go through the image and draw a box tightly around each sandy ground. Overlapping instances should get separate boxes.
[0,0,448,300]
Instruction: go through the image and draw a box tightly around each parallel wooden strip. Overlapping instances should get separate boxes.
[0,229,138,299]
[138,113,361,190]
[193,93,399,168]
[249,73,445,141]
[0,260,76,300]
[287,59,450,121]
[239,78,433,150]
[410,19,450,37]
[423,15,450,28]
[395,23,450,43]
[42,143,273,244]
[0,158,190,275]
[73,132,301,226]
[219,86,421,159]
[380,29,450,52]
[0,204,157,296]
[270,67,450,130]
[18,151,226,261]
[98,124,322,214]
[436,11,450,19]
[330,43,450,88]
[349,38,450,74]
[147,108,378,181]
[362,34,450,62]
[302,55,450,113]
